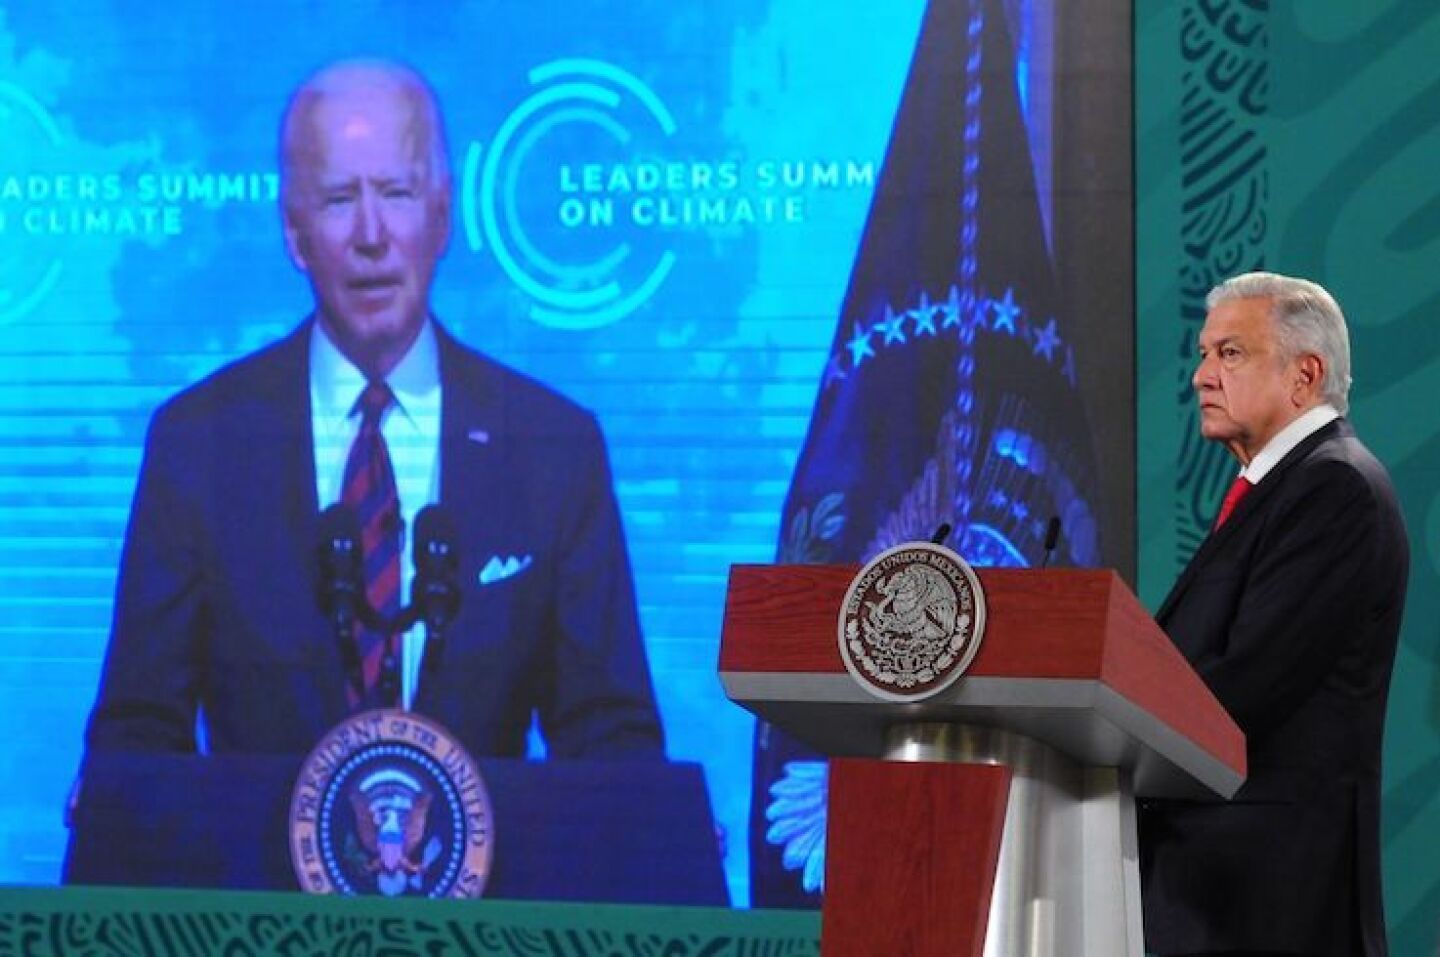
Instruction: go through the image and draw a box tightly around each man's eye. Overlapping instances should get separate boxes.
[323,194,353,207]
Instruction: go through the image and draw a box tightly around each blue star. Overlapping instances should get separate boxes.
[876,305,908,346]
[1032,317,1061,361]
[912,303,938,336]
[905,291,936,338]
[846,321,875,367]
[822,354,848,389]
[991,288,1022,334]
[940,285,963,329]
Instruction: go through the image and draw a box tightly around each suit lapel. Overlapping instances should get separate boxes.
[420,326,508,710]
[253,321,348,716]
[436,324,505,535]
[1155,418,1348,622]
[266,324,321,562]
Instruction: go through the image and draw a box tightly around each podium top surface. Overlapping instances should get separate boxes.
[720,565,1245,799]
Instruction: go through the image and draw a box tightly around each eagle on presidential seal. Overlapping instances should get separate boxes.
[346,767,444,896]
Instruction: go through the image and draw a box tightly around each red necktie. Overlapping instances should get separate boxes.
[340,381,403,710]
[1214,475,1253,530]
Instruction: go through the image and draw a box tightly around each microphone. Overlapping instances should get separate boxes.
[317,504,366,694]
[930,522,952,547]
[412,504,462,675]
[317,504,364,627]
[1038,516,1062,569]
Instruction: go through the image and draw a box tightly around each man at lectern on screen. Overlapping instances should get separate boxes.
[78,60,663,763]
[1139,272,1408,957]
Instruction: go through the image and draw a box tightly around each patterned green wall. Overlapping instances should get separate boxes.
[0,887,821,957]
[1137,1,1440,951]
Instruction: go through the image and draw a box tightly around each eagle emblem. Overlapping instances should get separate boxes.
[347,767,443,896]
[290,709,493,898]
[838,541,986,701]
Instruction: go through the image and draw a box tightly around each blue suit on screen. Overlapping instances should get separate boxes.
[83,319,664,761]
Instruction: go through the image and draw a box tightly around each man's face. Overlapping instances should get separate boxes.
[283,85,450,375]
[1192,296,1305,464]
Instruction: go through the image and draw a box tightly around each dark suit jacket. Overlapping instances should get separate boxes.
[1139,418,1408,956]
[84,320,664,761]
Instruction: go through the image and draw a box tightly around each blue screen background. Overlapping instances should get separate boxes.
[0,0,1060,904]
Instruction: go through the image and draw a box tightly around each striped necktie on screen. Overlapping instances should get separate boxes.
[341,380,403,710]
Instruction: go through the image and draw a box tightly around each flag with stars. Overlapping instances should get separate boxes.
[749,0,1104,907]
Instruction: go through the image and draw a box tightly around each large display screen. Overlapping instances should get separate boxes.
[0,0,1131,904]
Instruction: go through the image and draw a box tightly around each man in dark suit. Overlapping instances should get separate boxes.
[1139,272,1409,956]
[81,60,663,761]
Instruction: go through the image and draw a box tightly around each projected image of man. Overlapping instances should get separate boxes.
[80,60,664,761]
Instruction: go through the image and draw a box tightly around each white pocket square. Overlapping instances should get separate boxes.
[479,554,533,585]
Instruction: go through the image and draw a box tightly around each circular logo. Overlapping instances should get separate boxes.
[838,541,987,701]
[0,82,67,327]
[461,59,678,330]
[289,710,494,898]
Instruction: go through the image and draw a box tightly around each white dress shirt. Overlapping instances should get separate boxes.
[310,319,442,709]
[1241,403,1341,485]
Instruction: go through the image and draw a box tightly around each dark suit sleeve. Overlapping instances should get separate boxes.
[538,412,665,759]
[1189,458,1387,739]
[85,405,206,752]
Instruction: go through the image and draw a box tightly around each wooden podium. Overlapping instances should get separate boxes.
[720,565,1245,956]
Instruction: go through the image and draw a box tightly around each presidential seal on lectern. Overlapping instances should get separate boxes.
[838,540,987,702]
[289,709,493,898]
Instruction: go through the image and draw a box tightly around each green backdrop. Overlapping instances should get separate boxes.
[0,886,820,956]
[1137,0,1440,951]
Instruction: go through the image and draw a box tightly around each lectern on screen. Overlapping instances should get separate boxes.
[66,751,728,905]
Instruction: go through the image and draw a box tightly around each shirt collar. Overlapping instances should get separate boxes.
[1242,403,1341,484]
[309,317,440,428]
